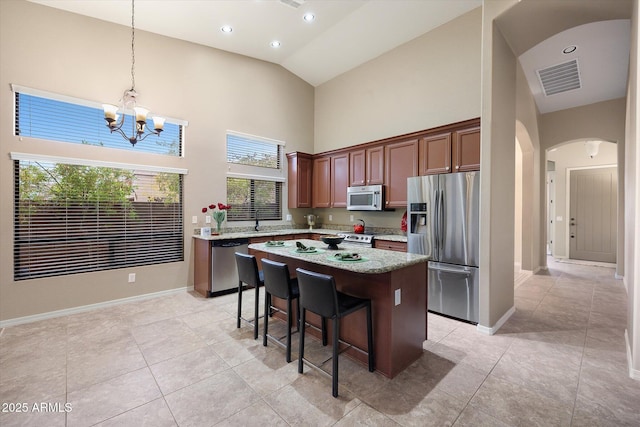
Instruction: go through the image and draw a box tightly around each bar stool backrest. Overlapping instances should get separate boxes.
[235,252,261,288]
[296,268,339,319]
[262,259,293,299]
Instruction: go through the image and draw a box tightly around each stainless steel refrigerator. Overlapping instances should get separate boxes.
[407,172,480,324]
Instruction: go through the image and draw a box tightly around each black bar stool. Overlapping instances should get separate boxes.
[261,259,300,362]
[296,268,374,398]
[235,252,264,339]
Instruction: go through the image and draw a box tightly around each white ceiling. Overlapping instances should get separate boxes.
[518,19,630,114]
[28,0,481,87]
[28,0,631,114]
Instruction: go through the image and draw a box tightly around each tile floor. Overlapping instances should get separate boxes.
[1,258,639,426]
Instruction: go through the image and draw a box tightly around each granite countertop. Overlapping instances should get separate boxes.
[249,239,427,274]
[192,228,342,241]
[192,228,407,243]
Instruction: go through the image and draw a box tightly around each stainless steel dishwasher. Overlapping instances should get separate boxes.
[211,238,249,296]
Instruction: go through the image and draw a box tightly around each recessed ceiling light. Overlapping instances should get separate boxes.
[270,41,281,48]
[221,25,233,33]
[303,13,315,22]
[562,45,577,54]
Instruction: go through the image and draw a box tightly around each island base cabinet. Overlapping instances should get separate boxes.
[267,254,427,379]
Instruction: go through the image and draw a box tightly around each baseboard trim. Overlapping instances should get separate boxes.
[476,306,515,335]
[625,329,640,381]
[0,287,189,328]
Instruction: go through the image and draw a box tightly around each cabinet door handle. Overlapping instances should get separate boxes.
[455,165,459,169]
[445,166,450,171]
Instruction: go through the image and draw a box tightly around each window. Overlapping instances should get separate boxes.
[226,131,285,221]
[13,85,186,156]
[227,177,282,221]
[13,155,185,280]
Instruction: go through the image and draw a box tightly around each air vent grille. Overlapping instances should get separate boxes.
[279,0,305,8]
[537,59,581,96]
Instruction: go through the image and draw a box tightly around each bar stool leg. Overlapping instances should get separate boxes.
[321,317,328,346]
[332,317,339,398]
[237,280,242,329]
[253,285,260,339]
[286,297,293,362]
[366,302,374,372]
[298,309,306,374]
[263,293,270,347]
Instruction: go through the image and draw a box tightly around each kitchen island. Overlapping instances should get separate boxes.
[250,239,428,379]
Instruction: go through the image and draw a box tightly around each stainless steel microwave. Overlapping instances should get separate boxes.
[347,185,384,211]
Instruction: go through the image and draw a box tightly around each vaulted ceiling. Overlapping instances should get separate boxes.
[30,0,633,114]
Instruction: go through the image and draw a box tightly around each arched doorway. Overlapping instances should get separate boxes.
[545,139,618,264]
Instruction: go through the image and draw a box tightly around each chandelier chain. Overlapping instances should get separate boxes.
[130,0,135,91]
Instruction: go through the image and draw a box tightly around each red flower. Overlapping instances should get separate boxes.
[208,204,216,210]
[201,207,208,213]
[217,203,225,210]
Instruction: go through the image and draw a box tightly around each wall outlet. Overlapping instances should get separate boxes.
[286,214,292,221]
[205,216,211,224]
[192,215,198,224]
[128,273,136,283]
[350,215,354,222]
[329,214,333,221]
[394,289,401,306]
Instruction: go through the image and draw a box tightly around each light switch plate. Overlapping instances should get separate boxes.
[128,273,136,283]
[192,216,198,224]
[205,216,211,224]
[394,289,401,306]
[329,214,333,221]
[286,214,292,221]
[350,215,354,222]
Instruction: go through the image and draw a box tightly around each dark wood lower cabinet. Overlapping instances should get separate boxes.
[373,240,407,252]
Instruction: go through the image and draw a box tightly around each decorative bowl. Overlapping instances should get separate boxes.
[321,235,344,250]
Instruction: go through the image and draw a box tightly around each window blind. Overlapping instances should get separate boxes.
[13,87,184,156]
[14,160,183,280]
[226,132,282,169]
[226,177,281,221]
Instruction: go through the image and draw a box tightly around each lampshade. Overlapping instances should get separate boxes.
[585,140,601,158]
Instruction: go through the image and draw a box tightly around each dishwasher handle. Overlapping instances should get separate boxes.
[212,239,249,248]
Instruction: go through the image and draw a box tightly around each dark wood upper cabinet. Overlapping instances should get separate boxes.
[419,132,452,175]
[366,146,385,185]
[331,153,349,207]
[312,156,331,208]
[286,152,312,208]
[452,126,480,172]
[385,139,418,208]
[349,146,384,186]
[349,149,366,186]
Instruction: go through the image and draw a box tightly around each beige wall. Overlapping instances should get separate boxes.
[0,0,314,322]
[314,7,482,153]
[515,60,542,273]
[310,7,483,233]
[625,0,639,378]
[479,0,519,329]
[546,141,618,259]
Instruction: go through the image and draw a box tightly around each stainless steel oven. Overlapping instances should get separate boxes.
[336,233,375,248]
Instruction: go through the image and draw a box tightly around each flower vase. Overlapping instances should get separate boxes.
[215,218,224,234]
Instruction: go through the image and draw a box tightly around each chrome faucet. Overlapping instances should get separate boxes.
[254,210,260,232]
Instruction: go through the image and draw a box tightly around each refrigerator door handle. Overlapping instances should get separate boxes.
[433,189,440,260]
[430,264,472,275]
[439,189,445,255]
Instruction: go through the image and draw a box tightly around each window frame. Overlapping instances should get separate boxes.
[225,131,286,222]
[12,84,188,156]
[12,152,188,281]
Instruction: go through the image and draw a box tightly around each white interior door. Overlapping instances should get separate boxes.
[569,167,617,263]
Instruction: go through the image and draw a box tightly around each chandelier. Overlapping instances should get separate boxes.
[102,0,164,146]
